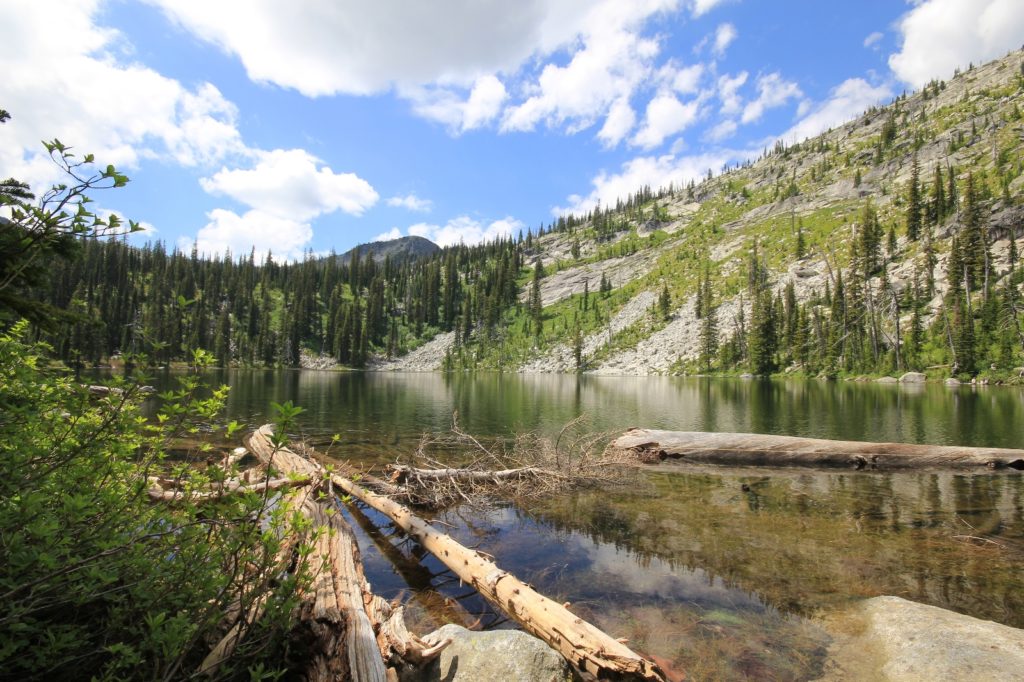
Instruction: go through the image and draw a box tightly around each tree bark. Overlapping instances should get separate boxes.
[611,429,1024,471]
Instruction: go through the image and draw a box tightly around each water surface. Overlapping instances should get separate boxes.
[140,370,1024,680]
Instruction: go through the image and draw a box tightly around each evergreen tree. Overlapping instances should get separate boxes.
[906,152,922,241]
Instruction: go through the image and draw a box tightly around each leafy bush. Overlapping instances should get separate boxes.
[0,331,306,680]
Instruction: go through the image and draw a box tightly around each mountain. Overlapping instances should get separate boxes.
[29,50,1024,380]
[379,48,1024,379]
[334,235,439,265]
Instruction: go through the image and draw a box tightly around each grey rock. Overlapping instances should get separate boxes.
[831,596,1024,681]
[417,624,570,682]
[944,377,961,386]
[876,376,898,383]
[899,372,927,383]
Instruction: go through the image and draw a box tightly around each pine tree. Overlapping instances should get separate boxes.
[906,152,922,241]
[658,283,671,321]
[698,268,718,372]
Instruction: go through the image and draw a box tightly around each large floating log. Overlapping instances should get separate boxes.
[245,427,667,681]
[611,429,1024,471]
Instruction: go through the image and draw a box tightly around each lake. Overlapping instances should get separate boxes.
[150,370,1024,680]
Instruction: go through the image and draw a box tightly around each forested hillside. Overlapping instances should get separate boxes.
[29,49,1024,381]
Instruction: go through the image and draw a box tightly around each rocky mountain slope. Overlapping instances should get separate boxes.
[385,49,1024,377]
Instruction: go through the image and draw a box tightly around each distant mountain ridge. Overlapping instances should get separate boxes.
[334,235,439,265]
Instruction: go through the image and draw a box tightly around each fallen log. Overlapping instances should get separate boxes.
[611,429,1024,471]
[247,426,667,681]
[242,425,447,681]
[389,464,544,484]
[147,476,309,503]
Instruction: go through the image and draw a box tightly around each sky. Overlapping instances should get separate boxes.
[2,0,1023,261]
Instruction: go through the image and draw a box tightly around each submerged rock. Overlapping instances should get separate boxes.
[820,596,1024,681]
[415,624,570,682]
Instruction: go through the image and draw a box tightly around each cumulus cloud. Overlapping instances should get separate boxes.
[0,0,245,190]
[713,23,737,57]
[556,149,740,216]
[670,63,706,94]
[691,0,732,18]
[717,71,748,115]
[404,216,524,247]
[740,72,802,124]
[387,194,433,212]
[147,0,601,96]
[705,119,737,142]
[597,97,638,148]
[373,227,404,242]
[185,209,313,261]
[863,31,884,49]
[151,0,689,137]
[889,0,1024,88]
[201,149,378,221]
[631,93,702,149]
[782,78,892,143]
[406,75,508,133]
[194,149,378,260]
[500,2,672,134]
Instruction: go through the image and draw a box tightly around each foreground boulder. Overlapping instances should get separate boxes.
[415,624,571,682]
[822,596,1024,681]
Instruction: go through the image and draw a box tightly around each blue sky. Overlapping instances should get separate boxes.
[2,0,1022,260]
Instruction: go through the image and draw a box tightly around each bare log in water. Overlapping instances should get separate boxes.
[611,429,1024,471]
[199,426,447,679]
[245,425,667,682]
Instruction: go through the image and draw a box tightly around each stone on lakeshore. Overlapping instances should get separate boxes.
[415,624,570,682]
[876,376,898,383]
[820,596,1024,681]
[898,372,927,383]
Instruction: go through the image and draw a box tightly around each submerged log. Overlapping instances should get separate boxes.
[245,428,667,682]
[612,429,1024,471]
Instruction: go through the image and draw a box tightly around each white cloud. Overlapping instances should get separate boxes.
[713,23,737,57]
[782,78,892,143]
[147,0,603,97]
[387,194,433,212]
[201,148,378,221]
[407,75,508,133]
[889,0,1024,88]
[632,93,702,149]
[717,71,748,115]
[671,63,706,94]
[740,72,802,124]
[863,31,884,49]
[0,0,245,191]
[597,97,637,148]
[403,216,524,247]
[706,119,737,142]
[185,208,313,261]
[691,0,732,18]
[373,227,404,242]
[500,1,676,134]
[556,149,739,215]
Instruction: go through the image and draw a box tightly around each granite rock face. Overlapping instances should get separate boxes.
[820,596,1024,681]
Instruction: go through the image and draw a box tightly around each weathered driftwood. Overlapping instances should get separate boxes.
[243,425,448,681]
[262,432,668,681]
[147,476,308,503]
[611,429,1024,471]
[389,464,544,484]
